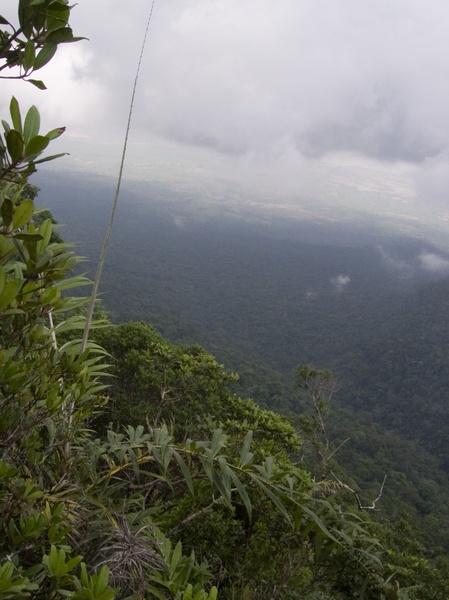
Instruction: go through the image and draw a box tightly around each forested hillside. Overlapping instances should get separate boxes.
[39,168,449,552]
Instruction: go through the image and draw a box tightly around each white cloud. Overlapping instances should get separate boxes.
[331,275,351,292]
[418,252,449,272]
[377,246,415,279]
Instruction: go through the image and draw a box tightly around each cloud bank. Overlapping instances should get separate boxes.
[3,0,449,216]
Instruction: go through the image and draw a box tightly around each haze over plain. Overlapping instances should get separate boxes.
[2,0,449,232]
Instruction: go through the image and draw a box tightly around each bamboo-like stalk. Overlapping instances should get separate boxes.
[80,0,157,354]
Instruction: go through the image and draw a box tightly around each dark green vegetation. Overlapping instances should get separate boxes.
[36,169,449,554]
[36,169,449,516]
[5,174,444,600]
[2,2,449,598]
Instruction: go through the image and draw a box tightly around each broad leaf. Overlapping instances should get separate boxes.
[1,198,13,227]
[12,200,34,229]
[33,42,57,71]
[47,27,75,43]
[6,129,24,163]
[0,279,21,309]
[24,135,50,159]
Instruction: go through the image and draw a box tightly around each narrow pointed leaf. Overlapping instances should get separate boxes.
[9,97,22,135]
[23,106,40,145]
[28,79,47,90]
[239,430,254,467]
[250,475,290,521]
[13,232,44,241]
[229,469,252,520]
[45,126,65,140]
[33,152,68,164]
[299,504,339,543]
[23,40,35,71]
[170,541,182,578]
[173,450,194,497]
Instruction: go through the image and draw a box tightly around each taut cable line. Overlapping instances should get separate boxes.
[80,0,157,353]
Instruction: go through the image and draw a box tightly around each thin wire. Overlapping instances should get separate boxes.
[80,0,157,353]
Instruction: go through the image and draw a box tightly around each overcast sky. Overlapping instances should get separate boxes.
[2,0,449,222]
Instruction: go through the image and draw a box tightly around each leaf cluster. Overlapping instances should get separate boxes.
[0,0,84,88]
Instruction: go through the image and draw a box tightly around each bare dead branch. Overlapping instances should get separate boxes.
[331,471,387,511]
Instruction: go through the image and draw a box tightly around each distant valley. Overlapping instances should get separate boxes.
[35,167,449,547]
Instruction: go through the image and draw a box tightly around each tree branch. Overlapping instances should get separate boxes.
[331,471,387,511]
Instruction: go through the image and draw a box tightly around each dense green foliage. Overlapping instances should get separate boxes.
[39,170,449,552]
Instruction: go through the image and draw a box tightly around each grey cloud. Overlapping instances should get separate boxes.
[6,0,449,215]
[18,0,449,167]
[298,91,441,162]
[129,0,449,164]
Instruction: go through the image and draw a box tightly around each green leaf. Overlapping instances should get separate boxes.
[250,475,290,521]
[48,0,72,10]
[24,135,49,159]
[36,218,53,251]
[47,27,75,43]
[229,469,252,520]
[173,450,194,497]
[9,97,22,135]
[239,430,254,467]
[13,233,44,241]
[299,503,339,543]
[0,267,5,293]
[210,429,227,458]
[1,198,13,227]
[34,42,57,71]
[170,541,183,579]
[45,126,66,140]
[23,106,40,146]
[35,248,53,270]
[0,279,21,309]
[28,79,47,90]
[12,200,34,229]
[6,129,24,163]
[23,41,36,72]
[33,152,67,165]
[94,565,111,595]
